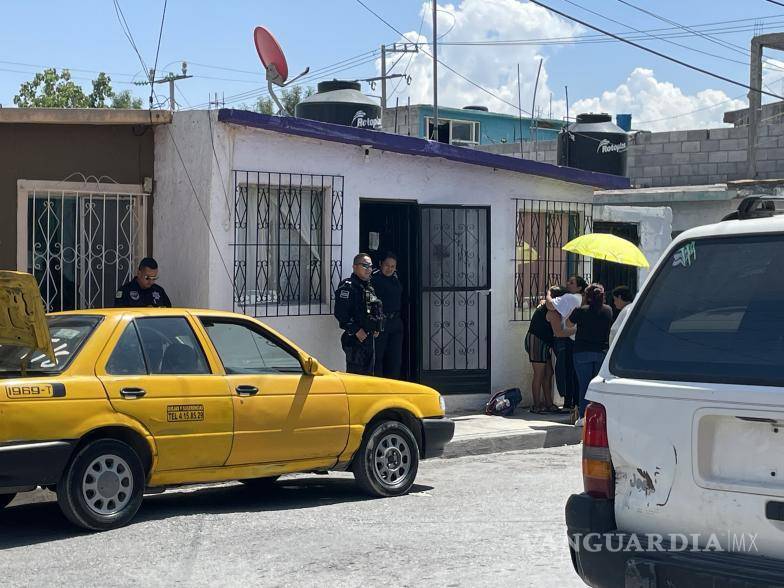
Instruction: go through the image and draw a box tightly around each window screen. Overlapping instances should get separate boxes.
[611,234,784,386]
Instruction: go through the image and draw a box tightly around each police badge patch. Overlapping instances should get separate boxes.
[339,290,350,299]
[152,291,161,302]
[129,290,140,301]
[115,290,123,299]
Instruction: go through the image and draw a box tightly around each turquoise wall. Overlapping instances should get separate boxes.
[416,105,564,145]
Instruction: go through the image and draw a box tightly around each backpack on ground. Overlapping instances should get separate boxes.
[485,387,523,416]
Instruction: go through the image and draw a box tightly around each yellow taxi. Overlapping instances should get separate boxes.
[0,272,453,531]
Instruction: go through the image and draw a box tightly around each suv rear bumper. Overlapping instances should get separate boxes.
[566,493,784,588]
[421,417,455,459]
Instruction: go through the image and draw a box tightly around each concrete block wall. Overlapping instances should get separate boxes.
[476,122,784,187]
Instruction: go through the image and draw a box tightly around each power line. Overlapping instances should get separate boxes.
[616,0,783,70]
[527,0,784,101]
[353,0,533,115]
[112,0,148,76]
[561,0,784,72]
[389,1,427,99]
[150,0,168,108]
[766,0,784,8]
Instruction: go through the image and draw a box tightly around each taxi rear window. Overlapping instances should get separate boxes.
[0,315,101,375]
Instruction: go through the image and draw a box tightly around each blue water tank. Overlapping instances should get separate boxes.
[616,114,632,132]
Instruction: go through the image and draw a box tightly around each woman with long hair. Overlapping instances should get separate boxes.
[567,283,613,427]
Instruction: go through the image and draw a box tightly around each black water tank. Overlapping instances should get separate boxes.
[295,80,382,130]
[463,105,489,112]
[557,113,628,176]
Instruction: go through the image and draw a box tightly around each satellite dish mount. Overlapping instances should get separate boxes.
[254,26,310,116]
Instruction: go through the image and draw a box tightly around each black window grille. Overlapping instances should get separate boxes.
[232,171,344,317]
[513,198,593,321]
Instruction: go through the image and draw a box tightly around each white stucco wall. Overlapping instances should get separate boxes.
[594,205,673,287]
[155,110,604,399]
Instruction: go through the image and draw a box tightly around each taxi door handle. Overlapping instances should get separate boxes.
[236,385,259,397]
[120,387,146,399]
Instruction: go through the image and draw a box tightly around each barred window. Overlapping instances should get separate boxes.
[232,172,344,317]
[513,199,593,321]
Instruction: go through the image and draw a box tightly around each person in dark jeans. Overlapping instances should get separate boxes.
[545,275,587,414]
[371,252,404,379]
[568,283,613,427]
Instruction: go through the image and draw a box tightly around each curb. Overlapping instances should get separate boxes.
[441,420,582,459]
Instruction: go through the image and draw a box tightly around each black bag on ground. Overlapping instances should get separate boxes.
[485,387,523,416]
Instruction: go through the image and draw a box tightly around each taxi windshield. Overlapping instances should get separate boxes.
[0,315,101,374]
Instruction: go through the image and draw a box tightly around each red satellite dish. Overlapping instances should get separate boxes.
[254,26,288,85]
[253,26,309,115]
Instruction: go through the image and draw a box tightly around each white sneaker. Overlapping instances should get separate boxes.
[574,417,585,427]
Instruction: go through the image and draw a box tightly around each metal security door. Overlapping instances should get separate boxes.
[419,205,490,395]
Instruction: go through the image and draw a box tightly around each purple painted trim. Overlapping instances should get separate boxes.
[217,109,630,190]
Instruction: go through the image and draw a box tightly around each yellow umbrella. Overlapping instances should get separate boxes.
[515,242,538,263]
[562,233,649,268]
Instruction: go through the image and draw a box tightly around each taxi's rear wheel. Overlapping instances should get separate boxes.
[0,493,16,510]
[57,439,144,531]
[352,420,419,497]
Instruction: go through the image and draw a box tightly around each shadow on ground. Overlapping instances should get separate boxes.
[0,477,434,550]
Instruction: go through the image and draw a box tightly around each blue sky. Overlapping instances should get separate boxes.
[1,1,783,130]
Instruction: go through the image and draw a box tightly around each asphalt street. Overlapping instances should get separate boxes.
[0,446,584,587]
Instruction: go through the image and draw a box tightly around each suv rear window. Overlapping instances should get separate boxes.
[0,315,101,374]
[611,234,784,387]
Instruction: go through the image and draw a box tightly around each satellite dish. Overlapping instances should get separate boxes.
[254,26,310,116]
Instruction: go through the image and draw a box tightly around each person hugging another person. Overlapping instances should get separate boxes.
[524,286,568,414]
[567,283,613,427]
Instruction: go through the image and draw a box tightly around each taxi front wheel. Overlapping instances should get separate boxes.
[352,420,419,497]
[57,439,145,531]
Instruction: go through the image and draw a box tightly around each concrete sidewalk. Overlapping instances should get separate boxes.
[442,409,582,459]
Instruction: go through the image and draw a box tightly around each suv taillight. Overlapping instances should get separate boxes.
[582,402,614,499]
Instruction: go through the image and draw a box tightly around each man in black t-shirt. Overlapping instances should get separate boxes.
[371,252,404,379]
[114,257,172,308]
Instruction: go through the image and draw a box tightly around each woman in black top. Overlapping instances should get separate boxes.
[524,287,566,413]
[567,284,613,425]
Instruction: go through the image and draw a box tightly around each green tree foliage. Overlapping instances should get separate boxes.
[13,68,142,109]
[252,85,314,115]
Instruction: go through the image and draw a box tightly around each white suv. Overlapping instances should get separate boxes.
[566,196,784,587]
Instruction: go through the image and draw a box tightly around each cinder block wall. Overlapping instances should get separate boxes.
[477,122,784,187]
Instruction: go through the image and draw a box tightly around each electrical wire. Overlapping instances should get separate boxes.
[616,0,784,71]
[150,0,168,107]
[389,1,428,99]
[112,0,148,76]
[561,0,784,72]
[353,0,533,115]
[527,0,784,101]
[766,0,784,8]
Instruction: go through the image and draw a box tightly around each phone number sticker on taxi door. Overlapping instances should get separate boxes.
[166,404,205,422]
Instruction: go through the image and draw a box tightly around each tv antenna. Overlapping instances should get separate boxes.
[254,26,310,116]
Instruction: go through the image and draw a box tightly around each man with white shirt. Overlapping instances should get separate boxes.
[545,275,587,414]
[609,285,634,345]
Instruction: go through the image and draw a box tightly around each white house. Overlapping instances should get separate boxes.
[153,109,667,405]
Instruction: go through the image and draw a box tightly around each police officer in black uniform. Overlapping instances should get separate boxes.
[334,253,384,375]
[114,257,172,308]
[371,252,404,379]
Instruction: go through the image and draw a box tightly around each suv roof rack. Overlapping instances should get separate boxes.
[721,195,784,221]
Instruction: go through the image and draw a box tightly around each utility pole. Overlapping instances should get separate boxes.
[135,62,192,111]
[432,1,439,140]
[379,43,418,117]
[381,44,387,112]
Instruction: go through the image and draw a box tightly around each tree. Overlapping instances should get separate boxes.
[13,68,142,109]
[252,85,314,115]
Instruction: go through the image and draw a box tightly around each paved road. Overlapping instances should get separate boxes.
[0,446,584,587]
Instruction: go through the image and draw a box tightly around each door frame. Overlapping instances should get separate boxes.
[417,204,492,395]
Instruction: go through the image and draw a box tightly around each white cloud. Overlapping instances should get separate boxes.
[570,68,746,131]
[379,0,753,133]
[379,0,580,122]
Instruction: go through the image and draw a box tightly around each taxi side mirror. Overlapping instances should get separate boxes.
[304,356,321,376]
